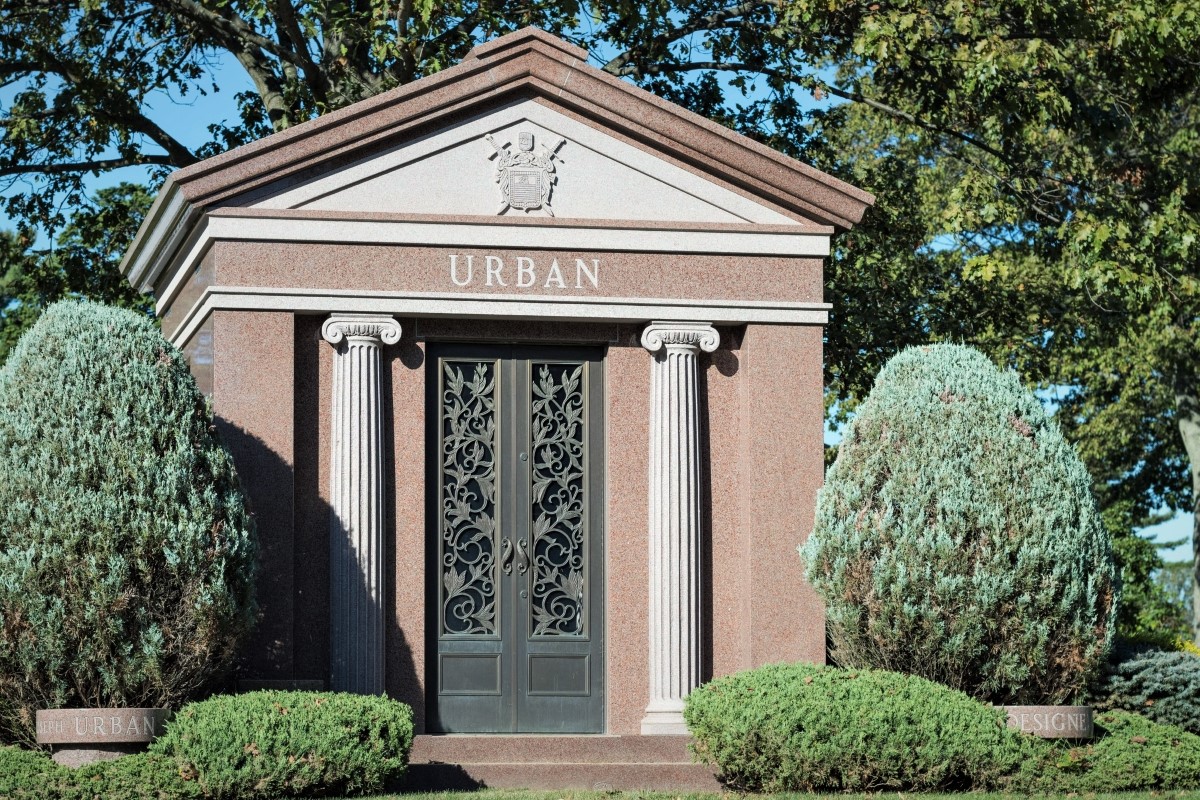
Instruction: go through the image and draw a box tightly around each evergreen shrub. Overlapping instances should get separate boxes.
[1092,649,1200,734]
[801,343,1117,704]
[0,745,200,800]
[683,662,1030,791]
[150,691,414,799]
[1015,710,1200,792]
[0,300,257,745]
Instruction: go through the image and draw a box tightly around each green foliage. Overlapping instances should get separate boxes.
[683,662,1031,792]
[1016,710,1200,793]
[151,691,414,799]
[1091,649,1200,735]
[0,746,200,800]
[802,343,1118,704]
[0,185,154,365]
[1104,502,1191,648]
[0,300,257,746]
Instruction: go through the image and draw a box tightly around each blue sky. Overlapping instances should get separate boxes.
[3,49,1193,565]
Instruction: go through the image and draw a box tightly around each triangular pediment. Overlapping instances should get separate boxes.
[124,28,874,292]
[250,100,797,224]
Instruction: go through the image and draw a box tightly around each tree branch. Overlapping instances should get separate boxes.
[152,0,298,65]
[0,155,176,178]
[602,1,779,78]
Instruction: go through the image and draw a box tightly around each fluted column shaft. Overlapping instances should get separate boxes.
[322,314,401,695]
[640,321,719,735]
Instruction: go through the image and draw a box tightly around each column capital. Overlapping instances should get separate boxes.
[640,321,719,354]
[321,314,402,346]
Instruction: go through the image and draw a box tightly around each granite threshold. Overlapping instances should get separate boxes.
[403,733,722,792]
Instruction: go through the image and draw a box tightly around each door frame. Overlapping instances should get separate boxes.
[423,341,607,733]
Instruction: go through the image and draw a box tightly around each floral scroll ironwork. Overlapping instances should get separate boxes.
[529,362,587,637]
[440,361,498,636]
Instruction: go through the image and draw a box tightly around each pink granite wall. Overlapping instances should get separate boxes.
[202,309,826,731]
[212,310,297,679]
[739,323,826,665]
[605,326,651,734]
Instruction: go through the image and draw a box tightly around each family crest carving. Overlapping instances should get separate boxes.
[484,131,566,216]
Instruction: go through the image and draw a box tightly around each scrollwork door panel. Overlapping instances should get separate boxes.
[428,344,605,734]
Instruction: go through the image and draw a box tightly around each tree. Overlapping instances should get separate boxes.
[2,1,1196,633]
[0,184,152,363]
[803,344,1117,704]
[0,300,257,747]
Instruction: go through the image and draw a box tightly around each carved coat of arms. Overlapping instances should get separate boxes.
[484,132,566,216]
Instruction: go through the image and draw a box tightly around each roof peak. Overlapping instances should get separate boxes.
[466,26,590,64]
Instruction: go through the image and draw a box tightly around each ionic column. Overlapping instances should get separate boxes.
[640,321,719,735]
[322,314,401,695]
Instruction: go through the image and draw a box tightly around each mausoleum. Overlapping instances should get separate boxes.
[121,27,872,787]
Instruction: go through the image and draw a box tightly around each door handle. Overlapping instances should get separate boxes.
[500,538,514,575]
[516,538,530,575]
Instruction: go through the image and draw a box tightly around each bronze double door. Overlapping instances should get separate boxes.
[426,344,605,733]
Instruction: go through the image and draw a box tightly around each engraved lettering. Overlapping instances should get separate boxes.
[1067,714,1081,732]
[75,717,87,736]
[575,259,599,289]
[143,715,155,735]
[544,259,566,289]
[449,254,474,287]
[1051,713,1065,732]
[111,716,123,736]
[485,256,507,286]
[93,717,106,735]
[128,716,141,736]
[517,257,536,288]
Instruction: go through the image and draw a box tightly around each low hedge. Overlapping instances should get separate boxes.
[150,691,413,799]
[684,662,1030,791]
[0,746,199,800]
[686,663,1200,793]
[1016,709,1200,792]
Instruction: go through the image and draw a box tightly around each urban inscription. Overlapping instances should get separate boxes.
[449,254,600,290]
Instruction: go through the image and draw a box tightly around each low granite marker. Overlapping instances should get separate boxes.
[1003,705,1093,739]
[36,708,171,767]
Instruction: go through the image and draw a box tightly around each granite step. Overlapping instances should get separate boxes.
[403,735,723,791]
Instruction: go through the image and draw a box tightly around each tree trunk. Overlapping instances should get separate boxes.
[1173,377,1200,645]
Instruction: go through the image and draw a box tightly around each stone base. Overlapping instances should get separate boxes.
[51,743,144,768]
[640,710,689,735]
[404,734,720,791]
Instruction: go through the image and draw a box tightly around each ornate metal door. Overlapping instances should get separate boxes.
[426,344,605,733]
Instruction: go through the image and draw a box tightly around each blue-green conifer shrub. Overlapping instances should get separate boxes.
[1091,649,1200,734]
[0,301,257,745]
[801,344,1117,704]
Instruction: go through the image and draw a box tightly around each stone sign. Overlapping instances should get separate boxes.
[1003,705,1093,738]
[36,708,170,744]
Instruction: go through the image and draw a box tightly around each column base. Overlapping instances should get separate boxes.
[641,708,689,735]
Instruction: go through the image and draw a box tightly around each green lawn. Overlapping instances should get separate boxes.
[349,790,1200,800]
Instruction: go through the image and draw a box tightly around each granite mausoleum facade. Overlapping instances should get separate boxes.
[121,27,871,786]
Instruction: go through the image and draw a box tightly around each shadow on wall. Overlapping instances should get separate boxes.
[214,406,421,722]
[699,327,741,685]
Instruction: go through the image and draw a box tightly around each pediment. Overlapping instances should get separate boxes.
[250,100,798,225]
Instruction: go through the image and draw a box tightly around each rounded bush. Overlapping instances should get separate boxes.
[801,343,1117,704]
[151,691,414,799]
[1092,648,1200,734]
[0,300,257,745]
[684,662,1030,791]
